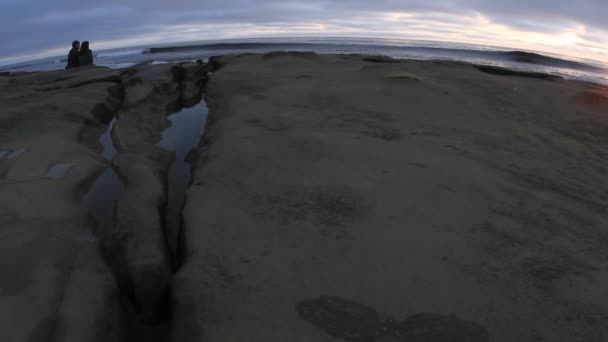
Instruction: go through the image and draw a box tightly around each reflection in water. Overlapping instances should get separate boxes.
[100,118,118,161]
[83,167,124,230]
[158,99,208,260]
[47,163,75,180]
[4,148,26,159]
[84,116,123,230]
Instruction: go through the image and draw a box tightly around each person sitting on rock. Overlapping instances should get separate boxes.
[66,40,80,69]
[78,41,94,67]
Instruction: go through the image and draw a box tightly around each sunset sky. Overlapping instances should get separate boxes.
[1,0,607,65]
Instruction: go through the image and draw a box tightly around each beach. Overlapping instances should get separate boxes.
[1,53,608,342]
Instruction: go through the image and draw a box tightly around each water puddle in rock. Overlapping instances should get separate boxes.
[0,148,26,159]
[8,148,26,159]
[83,117,123,229]
[158,98,208,262]
[79,101,207,338]
[83,167,123,229]
[99,118,118,160]
[47,163,75,179]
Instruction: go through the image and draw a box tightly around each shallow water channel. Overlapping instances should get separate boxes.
[82,117,122,231]
[158,99,208,263]
[0,148,26,159]
[83,98,208,259]
[80,99,207,339]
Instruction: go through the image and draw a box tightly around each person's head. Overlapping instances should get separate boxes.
[72,40,80,50]
[80,41,90,53]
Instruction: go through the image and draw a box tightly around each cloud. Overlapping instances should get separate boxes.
[0,0,607,65]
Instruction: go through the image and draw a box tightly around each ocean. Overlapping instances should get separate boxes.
[2,37,607,85]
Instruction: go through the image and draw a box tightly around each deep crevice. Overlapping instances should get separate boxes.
[158,96,209,270]
[83,63,215,342]
[67,75,123,89]
[76,62,217,342]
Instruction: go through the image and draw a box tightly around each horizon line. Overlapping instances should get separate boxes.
[1,35,607,69]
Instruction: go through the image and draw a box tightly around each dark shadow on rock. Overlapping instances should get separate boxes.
[296,296,384,342]
[207,56,228,71]
[27,317,59,342]
[296,296,489,342]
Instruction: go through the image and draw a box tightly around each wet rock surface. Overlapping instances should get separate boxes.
[0,62,209,341]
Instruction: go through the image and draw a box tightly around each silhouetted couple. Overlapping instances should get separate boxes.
[66,40,94,69]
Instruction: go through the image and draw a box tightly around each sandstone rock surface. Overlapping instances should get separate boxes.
[174,54,608,342]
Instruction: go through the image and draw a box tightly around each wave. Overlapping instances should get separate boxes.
[146,43,300,54]
[0,61,43,72]
[96,49,147,58]
[145,42,601,72]
[499,51,601,71]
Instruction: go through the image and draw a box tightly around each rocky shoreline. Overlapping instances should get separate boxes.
[1,53,608,341]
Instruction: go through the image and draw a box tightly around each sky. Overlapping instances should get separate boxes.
[1,0,607,66]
